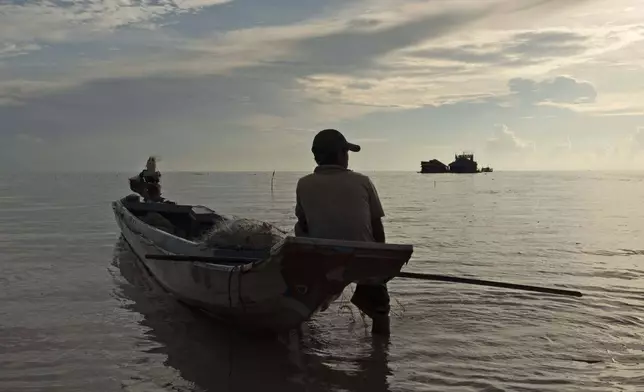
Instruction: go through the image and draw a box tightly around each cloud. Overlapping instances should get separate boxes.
[0,43,42,59]
[0,1,491,105]
[346,81,375,90]
[1,0,599,100]
[352,137,388,144]
[508,76,597,104]
[1,0,644,171]
[296,73,598,113]
[409,30,589,67]
[630,127,644,152]
[557,136,573,152]
[0,73,303,139]
[0,0,528,132]
[240,0,608,82]
[0,0,232,52]
[486,124,535,153]
[15,133,44,144]
[278,7,493,75]
[396,23,644,85]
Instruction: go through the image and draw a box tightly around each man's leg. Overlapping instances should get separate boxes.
[350,282,391,335]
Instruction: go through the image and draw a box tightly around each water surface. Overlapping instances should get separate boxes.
[1,171,644,391]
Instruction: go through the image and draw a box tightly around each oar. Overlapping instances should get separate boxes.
[397,271,583,297]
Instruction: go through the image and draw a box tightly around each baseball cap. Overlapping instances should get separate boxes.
[311,129,361,154]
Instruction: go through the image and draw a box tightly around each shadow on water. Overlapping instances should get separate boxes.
[109,238,392,392]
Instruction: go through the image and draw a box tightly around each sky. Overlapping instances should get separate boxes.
[1,0,644,172]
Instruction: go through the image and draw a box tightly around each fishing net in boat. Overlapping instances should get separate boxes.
[199,217,288,251]
[141,212,176,234]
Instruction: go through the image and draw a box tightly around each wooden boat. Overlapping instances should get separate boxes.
[112,195,414,333]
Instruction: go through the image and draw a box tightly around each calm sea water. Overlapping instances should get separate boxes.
[1,171,644,392]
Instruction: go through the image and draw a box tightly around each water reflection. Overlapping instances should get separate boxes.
[110,239,392,392]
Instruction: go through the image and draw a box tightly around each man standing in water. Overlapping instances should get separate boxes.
[294,129,390,335]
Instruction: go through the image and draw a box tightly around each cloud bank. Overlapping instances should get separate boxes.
[1,0,643,171]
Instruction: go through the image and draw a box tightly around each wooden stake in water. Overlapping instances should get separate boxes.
[271,170,275,194]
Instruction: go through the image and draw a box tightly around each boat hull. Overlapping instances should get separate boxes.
[112,198,413,332]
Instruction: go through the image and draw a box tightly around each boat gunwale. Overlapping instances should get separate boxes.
[115,198,413,250]
[114,197,414,270]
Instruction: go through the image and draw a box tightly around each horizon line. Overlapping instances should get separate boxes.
[2,169,644,174]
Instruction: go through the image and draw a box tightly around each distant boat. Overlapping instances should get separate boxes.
[481,166,493,173]
[420,159,449,173]
[420,152,491,174]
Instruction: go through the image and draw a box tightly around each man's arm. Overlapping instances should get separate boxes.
[294,185,308,236]
[367,178,386,243]
[372,217,385,243]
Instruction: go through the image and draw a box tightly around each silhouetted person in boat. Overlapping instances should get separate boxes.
[294,129,390,335]
[145,181,163,203]
[129,156,163,202]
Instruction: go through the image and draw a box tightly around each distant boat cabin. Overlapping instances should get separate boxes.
[449,153,478,173]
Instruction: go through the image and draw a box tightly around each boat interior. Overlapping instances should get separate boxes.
[121,194,225,241]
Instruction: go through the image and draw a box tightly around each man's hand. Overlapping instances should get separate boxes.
[294,219,308,237]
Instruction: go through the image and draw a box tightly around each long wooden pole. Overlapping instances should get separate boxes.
[397,272,583,297]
